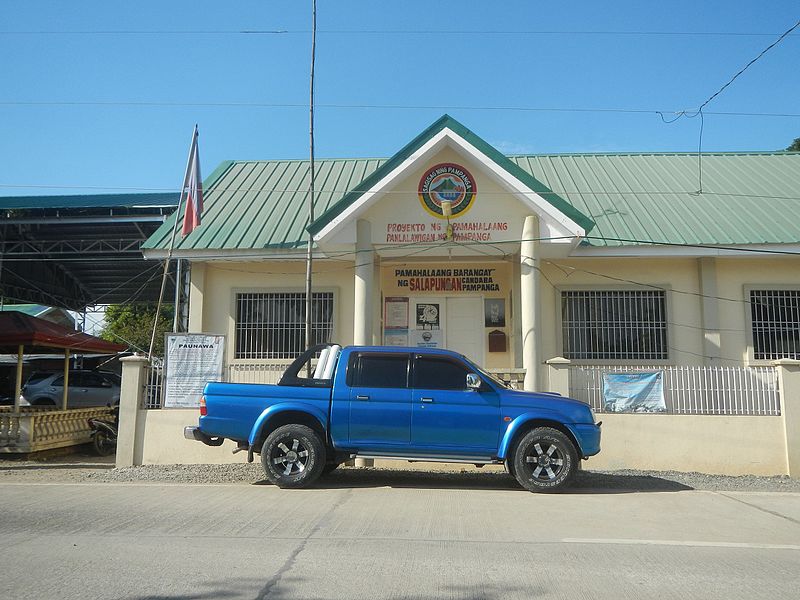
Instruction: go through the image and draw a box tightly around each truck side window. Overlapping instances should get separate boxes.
[413,356,471,390]
[354,354,409,389]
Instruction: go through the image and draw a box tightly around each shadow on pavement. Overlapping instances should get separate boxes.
[0,445,115,470]
[254,467,693,493]
[125,576,532,600]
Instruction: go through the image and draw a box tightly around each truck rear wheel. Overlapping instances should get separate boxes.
[261,424,326,488]
[512,427,577,493]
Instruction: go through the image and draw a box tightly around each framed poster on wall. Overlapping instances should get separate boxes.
[384,297,409,346]
[484,298,506,327]
[163,333,225,408]
[412,301,444,348]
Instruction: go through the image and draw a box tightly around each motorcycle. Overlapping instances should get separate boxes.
[88,405,118,456]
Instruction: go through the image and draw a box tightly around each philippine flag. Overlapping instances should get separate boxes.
[182,126,203,236]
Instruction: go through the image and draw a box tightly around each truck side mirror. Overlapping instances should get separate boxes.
[466,373,481,390]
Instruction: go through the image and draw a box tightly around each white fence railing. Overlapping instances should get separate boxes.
[142,360,781,416]
[569,365,781,416]
[227,362,287,385]
[142,361,287,409]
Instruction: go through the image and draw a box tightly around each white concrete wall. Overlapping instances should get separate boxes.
[539,257,706,367]
[194,260,356,351]
[586,414,787,476]
[139,407,788,475]
[142,409,247,465]
[715,258,800,365]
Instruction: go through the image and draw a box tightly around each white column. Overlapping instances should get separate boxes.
[188,262,206,332]
[61,350,70,410]
[520,215,541,391]
[117,355,149,468]
[698,257,721,364]
[775,359,800,477]
[13,344,23,411]
[353,219,374,346]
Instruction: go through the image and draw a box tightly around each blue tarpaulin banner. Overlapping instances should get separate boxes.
[602,371,666,413]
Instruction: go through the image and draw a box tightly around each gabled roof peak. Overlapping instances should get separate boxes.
[307,114,594,237]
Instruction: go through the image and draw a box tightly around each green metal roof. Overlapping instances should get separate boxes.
[0,192,179,210]
[0,304,50,317]
[511,152,800,247]
[143,123,800,252]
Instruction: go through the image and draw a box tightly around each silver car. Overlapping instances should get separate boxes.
[20,370,121,408]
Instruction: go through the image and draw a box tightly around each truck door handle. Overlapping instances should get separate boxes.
[420,397,434,403]
[356,395,369,401]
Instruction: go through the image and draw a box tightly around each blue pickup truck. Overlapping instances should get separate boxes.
[185,344,601,492]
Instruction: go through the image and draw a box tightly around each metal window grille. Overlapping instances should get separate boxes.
[235,292,334,360]
[562,290,668,360]
[750,290,800,360]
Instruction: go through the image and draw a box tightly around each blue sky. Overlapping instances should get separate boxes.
[1,1,798,196]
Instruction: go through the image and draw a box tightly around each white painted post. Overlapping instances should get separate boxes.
[353,219,374,346]
[698,258,721,364]
[117,355,149,468]
[13,344,23,411]
[520,215,540,391]
[774,359,800,477]
[353,219,375,467]
[546,357,572,396]
[187,261,206,332]
[61,350,70,411]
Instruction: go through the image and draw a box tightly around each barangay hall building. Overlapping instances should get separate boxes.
[136,115,800,474]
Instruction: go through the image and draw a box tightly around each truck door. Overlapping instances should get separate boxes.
[348,352,412,447]
[410,354,500,453]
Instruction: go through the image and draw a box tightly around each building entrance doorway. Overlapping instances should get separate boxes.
[410,297,484,366]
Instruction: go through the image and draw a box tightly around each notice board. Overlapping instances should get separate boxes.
[163,333,225,408]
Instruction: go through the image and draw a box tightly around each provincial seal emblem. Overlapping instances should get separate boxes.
[418,163,477,219]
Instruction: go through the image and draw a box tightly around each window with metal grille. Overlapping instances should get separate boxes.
[750,290,800,360]
[561,290,668,360]
[235,292,334,359]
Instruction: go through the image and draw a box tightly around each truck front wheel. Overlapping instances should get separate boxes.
[261,424,326,488]
[512,427,577,493]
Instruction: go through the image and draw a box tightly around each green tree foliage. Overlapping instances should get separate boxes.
[787,138,800,152]
[100,303,174,356]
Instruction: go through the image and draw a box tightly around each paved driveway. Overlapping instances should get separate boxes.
[1,471,799,600]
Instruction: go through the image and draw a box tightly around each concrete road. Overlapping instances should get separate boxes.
[1,475,799,600]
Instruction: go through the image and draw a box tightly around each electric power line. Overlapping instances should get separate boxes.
[0,28,798,37]
[3,185,800,201]
[656,17,800,193]
[1,99,799,119]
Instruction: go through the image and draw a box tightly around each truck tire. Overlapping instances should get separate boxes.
[261,424,326,489]
[321,463,340,476]
[512,427,577,493]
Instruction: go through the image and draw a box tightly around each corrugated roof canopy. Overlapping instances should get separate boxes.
[0,192,178,209]
[1,192,180,308]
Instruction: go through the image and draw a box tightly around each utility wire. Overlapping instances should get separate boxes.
[3,185,800,201]
[0,28,798,36]
[1,99,798,119]
[657,18,800,193]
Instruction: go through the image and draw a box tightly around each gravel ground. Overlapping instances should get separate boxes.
[2,450,799,492]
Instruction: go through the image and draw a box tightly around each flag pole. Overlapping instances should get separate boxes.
[148,126,198,359]
[304,0,317,351]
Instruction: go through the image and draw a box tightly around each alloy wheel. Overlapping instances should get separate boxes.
[270,438,310,476]
[523,441,565,482]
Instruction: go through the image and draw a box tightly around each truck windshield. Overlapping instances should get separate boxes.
[462,359,511,390]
